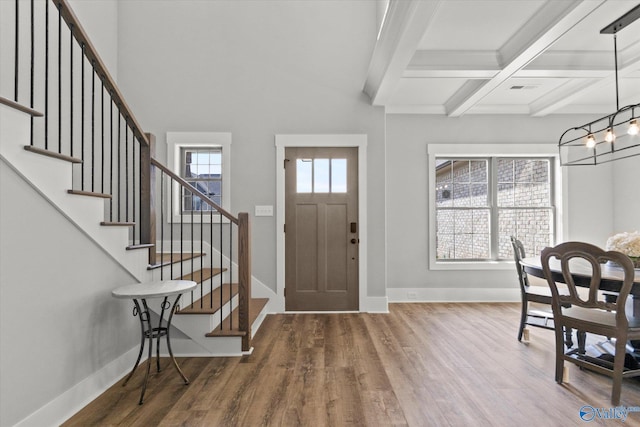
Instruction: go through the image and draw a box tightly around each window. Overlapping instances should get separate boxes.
[296,158,347,193]
[181,147,222,210]
[167,132,231,222]
[428,144,561,270]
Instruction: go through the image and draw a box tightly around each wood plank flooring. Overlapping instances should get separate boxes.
[63,303,640,426]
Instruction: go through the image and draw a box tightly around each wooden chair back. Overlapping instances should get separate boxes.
[510,236,530,292]
[540,241,635,330]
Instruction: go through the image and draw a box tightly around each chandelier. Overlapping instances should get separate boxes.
[558,4,640,166]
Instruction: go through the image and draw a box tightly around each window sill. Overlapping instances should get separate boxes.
[429,260,515,271]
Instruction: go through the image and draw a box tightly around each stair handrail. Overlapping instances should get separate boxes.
[55,0,149,147]
[151,158,252,350]
[150,158,239,224]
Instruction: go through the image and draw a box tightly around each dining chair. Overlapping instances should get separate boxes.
[540,241,640,405]
[511,236,573,347]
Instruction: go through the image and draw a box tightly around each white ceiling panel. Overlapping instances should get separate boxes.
[364,0,640,117]
[547,0,640,52]
[478,78,570,105]
[388,78,467,105]
[418,1,546,51]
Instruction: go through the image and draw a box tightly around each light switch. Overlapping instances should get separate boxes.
[255,205,273,217]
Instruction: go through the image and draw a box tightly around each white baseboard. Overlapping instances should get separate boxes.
[364,296,389,313]
[387,287,520,303]
[14,346,143,427]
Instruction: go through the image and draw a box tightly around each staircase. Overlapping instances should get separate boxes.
[0,0,269,357]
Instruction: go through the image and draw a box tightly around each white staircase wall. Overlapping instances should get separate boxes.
[1,106,153,282]
[0,133,141,426]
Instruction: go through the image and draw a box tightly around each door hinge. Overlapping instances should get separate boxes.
[284,288,286,297]
[284,223,286,233]
[284,158,290,168]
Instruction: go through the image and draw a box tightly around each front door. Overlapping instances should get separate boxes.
[284,147,359,311]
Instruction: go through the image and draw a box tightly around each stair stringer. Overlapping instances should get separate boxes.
[0,106,152,283]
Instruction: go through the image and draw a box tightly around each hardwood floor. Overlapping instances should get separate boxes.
[63,303,640,426]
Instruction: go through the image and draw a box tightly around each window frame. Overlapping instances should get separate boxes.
[427,144,563,271]
[167,132,231,224]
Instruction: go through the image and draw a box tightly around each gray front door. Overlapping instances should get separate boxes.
[284,147,359,311]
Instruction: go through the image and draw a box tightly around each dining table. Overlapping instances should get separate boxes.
[520,256,640,317]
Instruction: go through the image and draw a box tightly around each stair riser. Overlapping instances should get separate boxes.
[170,295,238,331]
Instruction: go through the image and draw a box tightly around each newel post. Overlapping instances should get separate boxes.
[238,212,252,351]
[140,133,157,265]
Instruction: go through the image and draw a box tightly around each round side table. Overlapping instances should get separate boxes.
[112,280,197,404]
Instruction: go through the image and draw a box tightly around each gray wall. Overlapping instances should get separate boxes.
[385,114,615,291]
[612,155,640,233]
[69,0,118,80]
[0,2,138,426]
[0,161,138,427]
[115,0,386,297]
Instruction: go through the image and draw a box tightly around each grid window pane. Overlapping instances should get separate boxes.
[181,147,223,212]
[436,156,555,262]
[497,183,514,206]
[453,183,471,207]
[297,159,313,193]
[454,234,472,259]
[454,210,473,234]
[331,159,347,193]
[473,234,490,258]
[314,159,330,193]
[436,232,454,260]
[498,208,553,259]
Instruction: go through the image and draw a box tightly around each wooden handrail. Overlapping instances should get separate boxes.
[150,158,238,224]
[55,0,149,146]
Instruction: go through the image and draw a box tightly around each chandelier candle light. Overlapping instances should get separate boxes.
[558,4,640,166]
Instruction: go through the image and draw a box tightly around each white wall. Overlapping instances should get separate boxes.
[0,161,139,427]
[385,114,615,297]
[115,0,387,298]
[612,155,640,233]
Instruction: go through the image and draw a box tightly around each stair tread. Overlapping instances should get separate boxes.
[100,221,135,226]
[1,97,43,116]
[147,252,205,270]
[178,267,226,284]
[177,282,238,314]
[126,243,155,250]
[206,297,268,337]
[24,146,82,163]
[68,189,111,199]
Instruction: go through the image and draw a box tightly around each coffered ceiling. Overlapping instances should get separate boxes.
[364,0,640,116]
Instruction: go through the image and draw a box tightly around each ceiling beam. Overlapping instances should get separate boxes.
[405,49,614,78]
[363,0,442,106]
[444,0,607,117]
